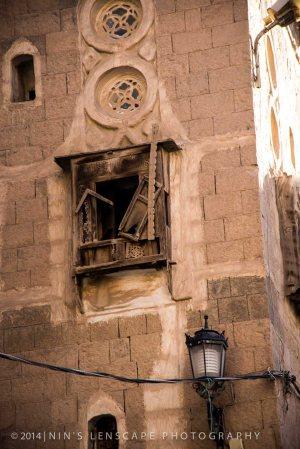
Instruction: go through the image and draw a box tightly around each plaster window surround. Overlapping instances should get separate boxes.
[2,38,43,108]
[289,127,296,170]
[79,0,153,52]
[270,106,280,160]
[266,35,277,91]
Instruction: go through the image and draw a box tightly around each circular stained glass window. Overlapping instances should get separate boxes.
[97,1,141,39]
[98,69,146,117]
[108,78,144,113]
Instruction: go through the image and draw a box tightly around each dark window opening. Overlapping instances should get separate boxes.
[12,54,36,102]
[96,175,139,240]
[88,414,119,449]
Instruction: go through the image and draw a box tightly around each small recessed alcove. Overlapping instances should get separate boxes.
[11,54,36,103]
[88,414,119,449]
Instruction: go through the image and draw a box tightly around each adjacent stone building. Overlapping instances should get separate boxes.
[0,1,299,449]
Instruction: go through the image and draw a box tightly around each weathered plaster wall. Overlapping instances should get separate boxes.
[248,1,300,448]
[0,0,293,448]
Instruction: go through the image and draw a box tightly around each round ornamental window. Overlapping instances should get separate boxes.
[97,2,140,39]
[98,69,146,118]
[79,0,153,53]
[107,78,144,114]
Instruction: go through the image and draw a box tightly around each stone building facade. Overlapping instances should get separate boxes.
[0,1,298,449]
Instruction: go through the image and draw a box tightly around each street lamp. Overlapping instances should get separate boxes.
[186,315,228,449]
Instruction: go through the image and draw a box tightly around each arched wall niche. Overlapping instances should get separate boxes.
[80,390,127,449]
[270,106,280,161]
[2,38,43,107]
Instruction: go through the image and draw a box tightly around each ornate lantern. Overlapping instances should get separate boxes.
[186,315,228,380]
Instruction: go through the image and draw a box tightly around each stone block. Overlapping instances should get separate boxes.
[30,120,64,146]
[0,305,51,329]
[0,110,12,128]
[12,375,66,402]
[0,401,15,431]
[218,296,249,323]
[203,219,225,243]
[191,91,234,119]
[146,314,162,333]
[176,0,210,10]
[156,12,185,36]
[0,126,29,150]
[176,72,208,98]
[226,347,255,375]
[201,146,241,172]
[119,315,146,337]
[79,341,109,371]
[253,345,273,371]
[1,271,30,291]
[0,249,17,273]
[185,8,202,31]
[14,12,60,36]
[16,197,48,223]
[8,180,35,201]
[156,34,173,57]
[233,0,248,22]
[46,50,80,73]
[224,213,261,240]
[189,118,214,139]
[172,29,212,54]
[6,0,28,15]
[234,378,276,403]
[209,65,250,93]
[234,318,270,348]
[51,398,77,425]
[216,166,258,194]
[208,278,230,299]
[171,98,191,121]
[240,144,257,165]
[61,322,90,345]
[248,293,269,319]
[90,318,119,341]
[207,240,244,263]
[199,173,215,196]
[154,0,176,14]
[212,21,249,47]
[34,323,63,349]
[17,244,50,270]
[16,400,52,429]
[202,3,233,27]
[109,338,130,362]
[234,86,253,112]
[67,71,81,94]
[61,7,78,31]
[225,401,263,431]
[124,386,144,414]
[243,235,263,259]
[0,356,21,380]
[11,105,46,126]
[22,346,78,378]
[27,0,60,12]
[97,360,137,392]
[30,266,51,287]
[43,73,67,98]
[45,95,76,120]
[241,189,260,213]
[189,46,230,73]
[46,31,78,53]
[6,146,43,166]
[204,192,242,220]
[131,333,161,362]
[158,54,189,78]
[4,326,35,352]
[230,276,265,296]
[229,41,251,66]
[33,221,49,244]
[67,375,100,398]
[3,223,33,248]
[0,202,16,226]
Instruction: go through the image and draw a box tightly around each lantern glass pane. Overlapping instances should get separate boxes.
[190,343,223,377]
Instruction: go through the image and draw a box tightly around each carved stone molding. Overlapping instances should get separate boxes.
[79,0,154,53]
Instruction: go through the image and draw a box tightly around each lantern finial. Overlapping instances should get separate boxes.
[204,315,209,329]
